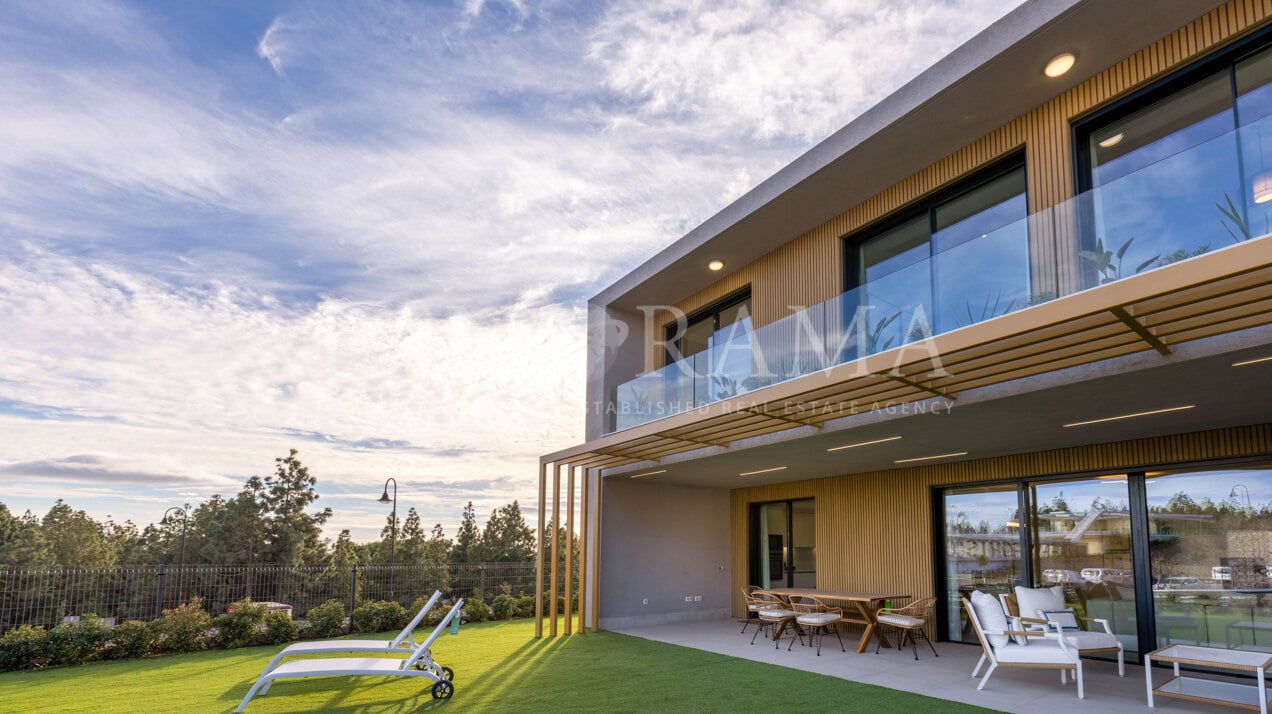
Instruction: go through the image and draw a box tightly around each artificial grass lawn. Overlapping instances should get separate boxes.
[0,620,993,713]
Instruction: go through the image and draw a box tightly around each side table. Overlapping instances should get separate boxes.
[1146,644,1272,713]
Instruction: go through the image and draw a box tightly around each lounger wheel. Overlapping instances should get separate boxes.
[441,666,454,681]
[431,680,454,699]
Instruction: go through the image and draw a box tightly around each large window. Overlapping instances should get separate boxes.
[1077,40,1272,288]
[846,157,1029,349]
[1146,467,1272,649]
[938,462,1272,659]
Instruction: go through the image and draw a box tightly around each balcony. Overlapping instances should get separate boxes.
[610,120,1272,434]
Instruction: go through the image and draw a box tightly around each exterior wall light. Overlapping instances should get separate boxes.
[707,259,725,271]
[1044,52,1076,77]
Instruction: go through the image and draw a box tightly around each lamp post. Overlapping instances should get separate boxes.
[379,478,397,600]
[1230,484,1253,513]
[160,507,188,603]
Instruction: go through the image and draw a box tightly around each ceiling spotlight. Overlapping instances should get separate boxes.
[707,259,725,271]
[1044,52,1076,78]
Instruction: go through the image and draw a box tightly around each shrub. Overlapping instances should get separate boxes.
[104,620,156,660]
[0,625,50,671]
[464,594,490,623]
[47,615,111,665]
[304,600,346,639]
[514,595,537,619]
[259,611,298,645]
[490,593,516,620]
[214,600,267,649]
[351,600,407,634]
[154,597,212,654]
[423,604,448,627]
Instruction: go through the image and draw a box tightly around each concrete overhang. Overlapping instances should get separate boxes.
[593,0,1228,313]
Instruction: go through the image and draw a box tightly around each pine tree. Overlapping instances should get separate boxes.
[450,502,481,564]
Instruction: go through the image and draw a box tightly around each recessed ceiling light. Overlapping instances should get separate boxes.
[707,259,725,271]
[1062,405,1194,428]
[827,436,902,452]
[631,469,666,479]
[895,451,968,464]
[1044,52,1076,77]
[1098,132,1124,148]
[739,466,787,476]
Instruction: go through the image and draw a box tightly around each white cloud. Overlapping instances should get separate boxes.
[257,17,286,75]
[0,0,1026,539]
[591,0,1015,142]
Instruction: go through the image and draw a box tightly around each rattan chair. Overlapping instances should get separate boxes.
[750,590,801,649]
[788,595,845,655]
[740,585,763,633]
[874,596,939,660]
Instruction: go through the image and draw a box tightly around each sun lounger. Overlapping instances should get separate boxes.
[254,591,442,678]
[235,597,464,711]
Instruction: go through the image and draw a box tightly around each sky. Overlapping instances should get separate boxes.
[0,0,1024,543]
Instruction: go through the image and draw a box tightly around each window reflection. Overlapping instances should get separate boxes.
[1031,476,1138,658]
[1146,468,1272,650]
[943,485,1021,644]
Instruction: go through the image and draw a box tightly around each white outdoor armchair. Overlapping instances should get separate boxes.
[1002,586,1125,676]
[963,592,1084,699]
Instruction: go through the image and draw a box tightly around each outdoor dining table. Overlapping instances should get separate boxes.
[767,588,909,653]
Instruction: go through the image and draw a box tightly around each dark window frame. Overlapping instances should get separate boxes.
[931,453,1272,662]
[841,150,1028,293]
[1072,23,1272,195]
[663,286,752,368]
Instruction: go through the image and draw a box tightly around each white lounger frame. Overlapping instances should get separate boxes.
[235,597,464,711]
[255,591,441,677]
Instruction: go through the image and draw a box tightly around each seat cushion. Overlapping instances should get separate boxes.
[758,609,795,620]
[1015,585,1065,619]
[970,590,1010,648]
[796,612,841,626]
[876,613,924,628]
[1054,629,1120,650]
[994,638,1077,664]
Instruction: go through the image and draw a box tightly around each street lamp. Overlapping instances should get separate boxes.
[1230,484,1253,512]
[379,477,397,599]
[161,506,188,601]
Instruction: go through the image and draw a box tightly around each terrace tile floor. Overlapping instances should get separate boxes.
[612,618,1241,713]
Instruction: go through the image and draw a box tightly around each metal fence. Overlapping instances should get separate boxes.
[0,562,538,630]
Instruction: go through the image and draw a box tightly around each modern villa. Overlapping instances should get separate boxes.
[536,0,1272,670]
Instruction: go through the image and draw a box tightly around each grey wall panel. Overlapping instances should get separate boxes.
[598,478,731,628]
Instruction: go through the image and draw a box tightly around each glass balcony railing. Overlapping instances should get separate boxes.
[609,119,1271,433]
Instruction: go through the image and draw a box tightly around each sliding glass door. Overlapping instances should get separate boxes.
[750,499,815,589]
[1029,475,1139,658]
[942,484,1022,643]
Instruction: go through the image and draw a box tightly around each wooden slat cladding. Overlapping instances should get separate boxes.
[671,0,1272,333]
[728,423,1272,620]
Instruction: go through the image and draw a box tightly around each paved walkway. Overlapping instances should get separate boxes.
[610,618,1238,713]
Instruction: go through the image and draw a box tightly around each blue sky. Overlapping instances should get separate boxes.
[0,0,1020,542]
